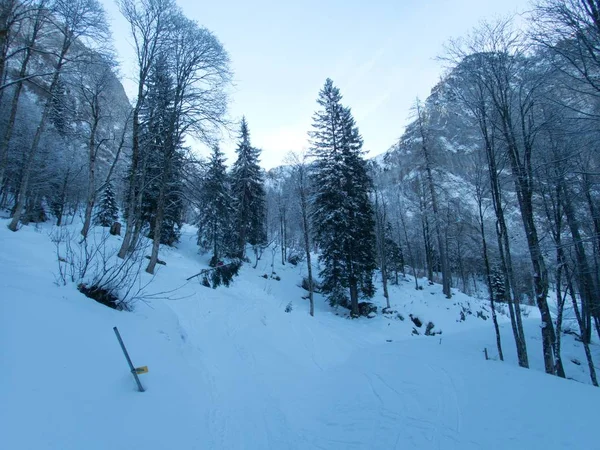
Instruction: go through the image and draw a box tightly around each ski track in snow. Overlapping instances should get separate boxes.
[2,221,599,450]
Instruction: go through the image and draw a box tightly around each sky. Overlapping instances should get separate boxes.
[101,0,530,169]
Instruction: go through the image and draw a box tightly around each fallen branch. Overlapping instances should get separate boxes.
[186,261,240,281]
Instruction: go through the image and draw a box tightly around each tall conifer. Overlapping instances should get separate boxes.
[310,79,377,317]
[230,117,266,257]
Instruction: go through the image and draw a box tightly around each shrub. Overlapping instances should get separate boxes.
[287,252,304,266]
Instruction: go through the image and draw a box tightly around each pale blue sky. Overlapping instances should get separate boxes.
[102,0,530,169]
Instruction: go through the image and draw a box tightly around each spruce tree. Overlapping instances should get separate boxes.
[198,144,235,263]
[139,54,184,246]
[310,78,377,317]
[95,182,119,227]
[230,117,266,257]
[491,266,506,302]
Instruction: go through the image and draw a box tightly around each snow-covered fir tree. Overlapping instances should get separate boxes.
[309,78,377,317]
[139,54,184,246]
[197,144,235,264]
[490,266,506,302]
[95,182,119,226]
[230,117,266,257]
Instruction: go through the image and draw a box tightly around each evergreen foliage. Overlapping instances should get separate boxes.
[309,79,377,316]
[48,77,74,137]
[230,117,266,256]
[200,260,243,288]
[95,182,119,226]
[197,144,235,260]
[491,266,506,302]
[139,54,184,246]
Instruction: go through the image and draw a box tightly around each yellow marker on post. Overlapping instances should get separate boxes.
[113,326,145,392]
[135,366,149,374]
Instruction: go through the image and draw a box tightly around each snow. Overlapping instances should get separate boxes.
[1,219,598,449]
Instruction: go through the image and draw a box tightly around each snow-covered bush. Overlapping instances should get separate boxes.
[52,226,151,310]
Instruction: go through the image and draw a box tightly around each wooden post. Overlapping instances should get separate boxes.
[484,348,489,361]
[113,326,145,392]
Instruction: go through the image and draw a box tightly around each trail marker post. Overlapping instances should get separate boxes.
[113,326,145,392]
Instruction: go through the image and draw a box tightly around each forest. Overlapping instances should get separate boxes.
[1,0,599,386]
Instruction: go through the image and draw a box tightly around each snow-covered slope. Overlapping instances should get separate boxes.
[1,220,598,449]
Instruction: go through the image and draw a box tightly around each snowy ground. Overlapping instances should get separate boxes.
[1,220,598,449]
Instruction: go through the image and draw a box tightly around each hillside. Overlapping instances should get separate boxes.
[1,219,598,450]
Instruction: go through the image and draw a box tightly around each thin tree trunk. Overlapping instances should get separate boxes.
[415,101,451,297]
[0,6,42,192]
[8,41,68,231]
[81,117,99,239]
[501,117,555,374]
[397,191,419,290]
[300,192,314,316]
[146,146,171,274]
[375,192,390,309]
[565,263,598,386]
[483,127,528,367]
[561,183,598,344]
[146,185,165,274]
[349,277,359,317]
[478,193,504,361]
[117,102,142,258]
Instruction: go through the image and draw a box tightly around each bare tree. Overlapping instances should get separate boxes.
[445,19,560,372]
[8,0,109,231]
[287,151,315,316]
[0,1,46,193]
[444,25,530,368]
[77,55,124,239]
[531,0,600,101]
[116,0,176,258]
[145,13,230,274]
[412,98,452,298]
[470,149,504,361]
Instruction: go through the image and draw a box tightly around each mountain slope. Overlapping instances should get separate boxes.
[1,220,598,449]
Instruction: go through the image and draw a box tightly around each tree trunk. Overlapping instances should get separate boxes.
[55,167,70,226]
[415,101,451,297]
[565,263,598,386]
[81,117,99,239]
[300,184,314,317]
[0,6,42,192]
[117,102,142,258]
[397,191,419,290]
[554,256,566,379]
[561,183,598,344]
[8,42,68,231]
[375,192,390,309]
[482,121,528,368]
[349,278,359,318]
[280,205,286,265]
[478,193,504,361]
[146,188,165,274]
[506,141,555,374]
[146,155,170,274]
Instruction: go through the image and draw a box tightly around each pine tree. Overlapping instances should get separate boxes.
[139,54,184,246]
[310,78,377,317]
[95,182,119,227]
[230,117,266,257]
[197,144,235,263]
[491,266,506,302]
